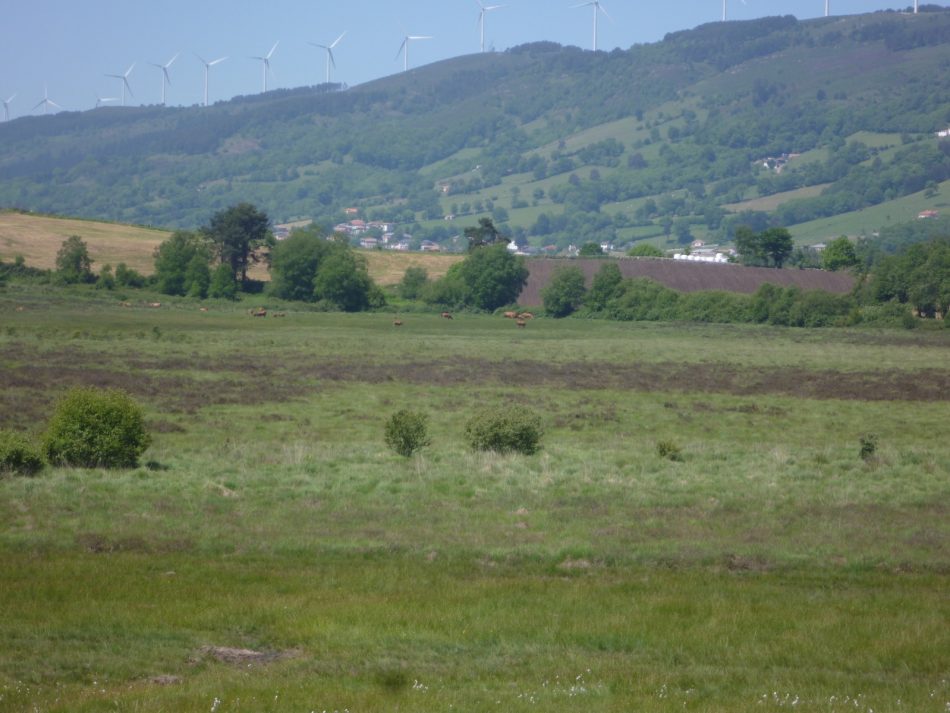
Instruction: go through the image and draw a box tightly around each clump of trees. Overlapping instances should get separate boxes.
[734,226,794,268]
[423,224,528,311]
[269,225,384,311]
[542,266,586,317]
[55,235,95,284]
[867,236,950,318]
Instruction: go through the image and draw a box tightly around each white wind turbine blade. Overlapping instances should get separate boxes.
[209,56,227,66]
[266,41,279,59]
[330,31,347,49]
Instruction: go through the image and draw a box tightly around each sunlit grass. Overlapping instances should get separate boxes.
[0,286,947,711]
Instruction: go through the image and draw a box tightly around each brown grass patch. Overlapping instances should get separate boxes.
[360,250,463,286]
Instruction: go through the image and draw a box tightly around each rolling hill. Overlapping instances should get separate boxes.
[1,9,948,254]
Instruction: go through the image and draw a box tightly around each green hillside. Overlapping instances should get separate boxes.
[0,9,948,252]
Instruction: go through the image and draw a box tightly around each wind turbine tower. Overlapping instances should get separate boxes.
[722,0,727,22]
[2,94,15,121]
[572,1,611,52]
[310,32,346,85]
[825,0,829,17]
[252,42,279,93]
[197,54,228,107]
[105,63,135,106]
[151,53,179,105]
[32,85,61,115]
[476,1,503,53]
[396,32,432,72]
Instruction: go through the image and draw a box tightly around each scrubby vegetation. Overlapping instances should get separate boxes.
[43,387,151,468]
[384,409,431,457]
[465,405,544,455]
[0,431,44,476]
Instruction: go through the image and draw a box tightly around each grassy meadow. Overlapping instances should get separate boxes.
[1,282,948,712]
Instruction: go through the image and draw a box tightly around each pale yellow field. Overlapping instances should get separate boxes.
[723,183,831,213]
[361,250,462,285]
[0,212,462,286]
[0,212,169,275]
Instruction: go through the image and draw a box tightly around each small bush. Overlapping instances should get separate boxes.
[0,431,45,476]
[44,387,151,468]
[859,433,878,462]
[656,440,683,462]
[465,406,543,455]
[384,409,431,457]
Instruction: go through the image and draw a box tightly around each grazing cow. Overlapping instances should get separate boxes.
[393,319,404,327]
[515,319,527,328]
[272,312,286,317]
[518,312,534,320]
[503,311,518,319]
[441,312,453,320]
[251,308,267,317]
[120,301,131,308]
[15,306,24,312]
[147,302,162,308]
[199,307,209,312]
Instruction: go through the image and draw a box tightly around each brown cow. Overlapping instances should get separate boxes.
[251,308,267,317]
[503,311,518,319]
[515,319,527,328]
[199,307,209,312]
[393,319,404,327]
[147,302,162,308]
[441,312,453,320]
[518,312,534,320]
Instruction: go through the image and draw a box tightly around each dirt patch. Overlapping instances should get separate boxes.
[148,675,182,686]
[197,646,297,666]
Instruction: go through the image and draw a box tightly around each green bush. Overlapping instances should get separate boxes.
[465,406,544,455]
[44,387,151,468]
[0,431,45,476]
[656,440,683,462]
[859,433,878,462]
[384,409,431,457]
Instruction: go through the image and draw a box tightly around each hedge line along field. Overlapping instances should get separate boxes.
[1,284,948,712]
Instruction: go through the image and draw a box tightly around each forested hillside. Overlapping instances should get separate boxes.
[1,8,948,250]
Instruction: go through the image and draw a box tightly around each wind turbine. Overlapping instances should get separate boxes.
[251,41,279,93]
[825,0,829,16]
[396,31,432,72]
[309,32,346,85]
[151,53,178,105]
[722,0,727,21]
[196,54,227,107]
[105,63,135,106]
[95,94,118,108]
[476,1,503,53]
[32,85,61,115]
[2,94,14,121]
[572,1,611,51]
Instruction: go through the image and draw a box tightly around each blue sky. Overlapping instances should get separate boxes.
[0,0,920,117]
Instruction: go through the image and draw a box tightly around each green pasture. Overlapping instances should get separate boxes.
[1,284,948,711]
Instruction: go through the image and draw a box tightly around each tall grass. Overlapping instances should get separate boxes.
[0,286,947,711]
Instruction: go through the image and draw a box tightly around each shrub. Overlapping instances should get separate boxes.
[859,433,878,462]
[465,406,543,455]
[0,431,44,476]
[656,440,683,462]
[384,409,431,457]
[44,387,151,468]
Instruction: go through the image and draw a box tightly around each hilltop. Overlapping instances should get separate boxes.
[1,9,948,254]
